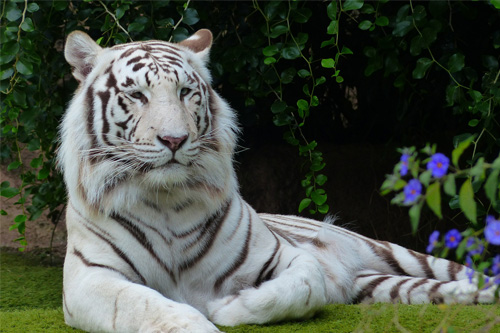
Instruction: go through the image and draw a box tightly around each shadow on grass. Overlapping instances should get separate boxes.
[1,249,499,332]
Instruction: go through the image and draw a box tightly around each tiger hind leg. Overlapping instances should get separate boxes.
[353,270,496,304]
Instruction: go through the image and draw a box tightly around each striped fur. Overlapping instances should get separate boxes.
[59,30,496,333]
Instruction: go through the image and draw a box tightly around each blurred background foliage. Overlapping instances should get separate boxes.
[1,0,499,253]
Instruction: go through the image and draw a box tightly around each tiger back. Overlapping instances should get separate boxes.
[59,29,496,333]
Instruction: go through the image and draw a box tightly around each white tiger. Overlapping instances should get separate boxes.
[59,29,496,332]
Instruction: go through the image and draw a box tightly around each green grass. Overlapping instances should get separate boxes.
[1,249,499,332]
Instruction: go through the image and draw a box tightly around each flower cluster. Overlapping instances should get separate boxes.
[399,152,450,205]
[426,215,500,288]
[387,146,500,292]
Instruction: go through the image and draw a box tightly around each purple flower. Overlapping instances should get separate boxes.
[484,216,500,245]
[403,179,422,204]
[444,229,462,249]
[400,153,410,176]
[492,255,500,276]
[465,256,474,283]
[426,230,440,253]
[427,153,450,178]
[466,237,484,256]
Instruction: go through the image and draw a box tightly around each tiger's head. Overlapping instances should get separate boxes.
[59,30,238,209]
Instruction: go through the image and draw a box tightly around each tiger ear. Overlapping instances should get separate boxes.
[65,31,102,82]
[178,29,213,63]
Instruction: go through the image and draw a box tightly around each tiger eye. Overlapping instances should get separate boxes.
[180,87,191,97]
[130,91,144,99]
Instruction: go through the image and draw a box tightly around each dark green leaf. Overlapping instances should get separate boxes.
[468,90,482,103]
[297,69,311,78]
[6,2,22,21]
[38,168,50,180]
[318,204,329,214]
[485,169,499,203]
[412,57,433,79]
[343,0,364,11]
[27,138,40,151]
[292,7,312,23]
[182,8,199,25]
[315,174,328,186]
[341,46,353,55]
[459,179,477,224]
[271,100,287,114]
[409,201,423,234]
[263,45,279,57]
[327,20,338,35]
[299,198,312,213]
[297,99,309,110]
[1,68,14,81]
[393,21,412,37]
[315,76,326,86]
[16,58,33,75]
[448,53,465,73]
[311,190,327,205]
[281,46,300,60]
[426,182,442,219]
[443,175,456,196]
[321,58,335,68]
[0,210,7,216]
[264,57,276,65]
[14,214,27,223]
[1,187,19,198]
[327,2,338,20]
[452,135,474,167]
[281,68,296,84]
[27,3,39,13]
[269,25,288,38]
[375,16,389,27]
[7,161,21,171]
[468,119,479,127]
[358,20,372,30]
[20,18,35,32]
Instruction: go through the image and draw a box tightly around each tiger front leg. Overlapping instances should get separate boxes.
[64,256,219,332]
[207,247,328,326]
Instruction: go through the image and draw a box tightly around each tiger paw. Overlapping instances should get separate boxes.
[139,306,221,333]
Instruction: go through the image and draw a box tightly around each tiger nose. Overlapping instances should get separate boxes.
[157,134,188,152]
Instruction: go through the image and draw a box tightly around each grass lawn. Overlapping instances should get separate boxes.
[1,249,499,332]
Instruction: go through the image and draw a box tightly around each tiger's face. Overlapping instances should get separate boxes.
[62,30,235,193]
[91,41,213,173]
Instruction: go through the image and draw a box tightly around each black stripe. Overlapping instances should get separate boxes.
[111,213,176,283]
[213,204,252,291]
[178,200,232,271]
[265,224,297,246]
[254,231,280,287]
[406,279,428,303]
[429,281,450,304]
[448,260,463,281]
[409,250,436,279]
[80,222,146,284]
[70,204,146,284]
[126,56,145,66]
[389,278,411,300]
[354,276,391,303]
[62,290,73,318]
[370,240,409,276]
[85,85,98,149]
[73,248,131,280]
